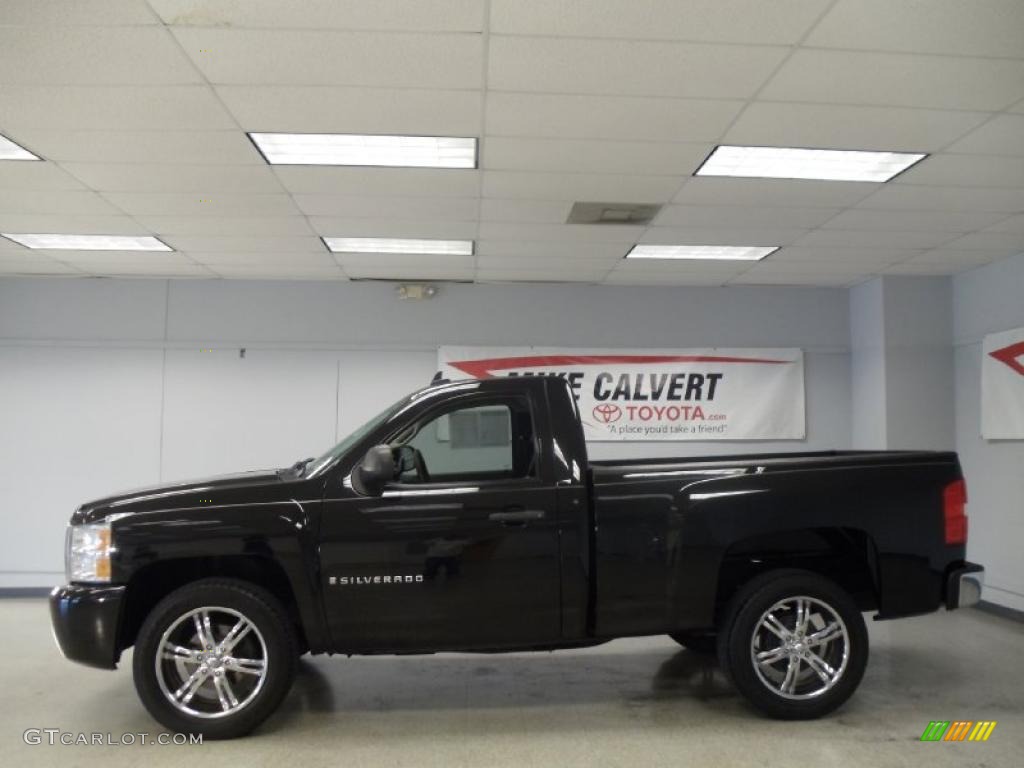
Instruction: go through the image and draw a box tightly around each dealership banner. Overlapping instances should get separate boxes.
[438,346,805,441]
[982,326,1024,439]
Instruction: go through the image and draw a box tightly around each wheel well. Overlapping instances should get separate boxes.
[118,556,308,655]
[714,528,879,625]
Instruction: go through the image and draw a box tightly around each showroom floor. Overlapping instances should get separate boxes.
[6,598,1020,767]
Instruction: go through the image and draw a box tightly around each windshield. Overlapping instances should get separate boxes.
[303,398,407,476]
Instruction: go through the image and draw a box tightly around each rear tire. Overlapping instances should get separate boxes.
[668,631,717,654]
[717,569,868,720]
[133,578,298,739]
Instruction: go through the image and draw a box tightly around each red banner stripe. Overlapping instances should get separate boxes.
[447,354,793,379]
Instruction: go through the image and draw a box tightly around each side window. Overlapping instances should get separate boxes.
[397,398,536,483]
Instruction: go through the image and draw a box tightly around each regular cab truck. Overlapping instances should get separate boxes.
[51,376,984,738]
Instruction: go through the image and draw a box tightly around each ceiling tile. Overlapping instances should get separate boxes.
[101,192,300,217]
[654,204,839,229]
[475,240,628,260]
[795,228,958,249]
[342,264,474,281]
[483,138,708,175]
[24,131,263,165]
[479,199,572,224]
[946,115,1024,156]
[0,0,159,25]
[807,0,1024,58]
[61,163,285,194]
[0,163,88,191]
[940,231,1024,251]
[724,102,989,153]
[217,86,483,134]
[985,214,1024,233]
[74,262,217,277]
[489,37,786,99]
[856,185,1024,213]
[882,262,964,276]
[476,267,610,283]
[485,93,742,142]
[760,50,1024,110]
[0,214,151,235]
[187,251,337,267]
[134,215,314,236]
[490,0,830,44]
[0,259,82,275]
[821,209,1006,232]
[912,249,1011,265]
[604,271,730,286]
[160,235,326,253]
[771,246,918,265]
[294,195,478,220]
[476,255,616,270]
[482,171,681,202]
[673,177,875,208]
[730,271,859,286]
[274,167,480,197]
[0,86,237,132]
[894,154,1024,188]
[641,227,809,245]
[151,0,484,31]
[46,250,193,265]
[336,253,474,270]
[309,218,477,240]
[0,189,124,216]
[172,28,483,88]
[479,222,643,243]
[0,27,199,85]
[209,265,347,280]
[742,259,880,275]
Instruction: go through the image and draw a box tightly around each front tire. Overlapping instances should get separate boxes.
[133,579,298,739]
[717,569,868,720]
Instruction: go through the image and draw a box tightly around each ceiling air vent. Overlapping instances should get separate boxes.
[566,202,662,225]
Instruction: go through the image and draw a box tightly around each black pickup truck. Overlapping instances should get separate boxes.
[51,376,984,738]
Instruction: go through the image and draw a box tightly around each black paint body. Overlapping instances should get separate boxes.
[52,377,976,668]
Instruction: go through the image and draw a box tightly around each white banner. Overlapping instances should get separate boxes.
[438,346,805,441]
[982,327,1024,439]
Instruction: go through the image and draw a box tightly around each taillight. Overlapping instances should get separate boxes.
[944,478,968,545]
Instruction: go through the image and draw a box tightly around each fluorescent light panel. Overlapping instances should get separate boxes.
[1,234,173,251]
[627,245,778,261]
[323,237,474,256]
[0,134,40,161]
[249,133,477,168]
[696,145,926,182]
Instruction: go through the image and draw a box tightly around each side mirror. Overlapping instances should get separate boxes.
[352,444,395,496]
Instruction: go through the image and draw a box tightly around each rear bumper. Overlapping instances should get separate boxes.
[946,562,985,610]
[49,584,126,669]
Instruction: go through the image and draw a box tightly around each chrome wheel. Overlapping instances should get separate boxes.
[749,595,850,700]
[155,606,268,719]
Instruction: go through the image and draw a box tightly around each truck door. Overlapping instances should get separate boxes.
[318,392,562,652]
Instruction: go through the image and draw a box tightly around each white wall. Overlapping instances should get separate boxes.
[0,277,852,588]
[953,252,1024,613]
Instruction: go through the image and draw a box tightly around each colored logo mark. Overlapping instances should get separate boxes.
[920,720,997,742]
[592,403,622,424]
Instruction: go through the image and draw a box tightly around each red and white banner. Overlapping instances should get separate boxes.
[438,346,805,441]
[982,327,1024,439]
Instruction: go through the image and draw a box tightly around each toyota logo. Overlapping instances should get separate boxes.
[592,403,622,424]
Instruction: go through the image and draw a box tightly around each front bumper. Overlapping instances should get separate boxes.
[946,562,985,610]
[49,584,126,669]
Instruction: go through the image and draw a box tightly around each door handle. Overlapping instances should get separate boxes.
[488,508,546,524]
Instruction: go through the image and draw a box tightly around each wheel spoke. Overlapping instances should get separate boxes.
[803,651,837,684]
[212,675,238,711]
[796,599,812,635]
[174,667,210,705]
[161,642,200,663]
[806,621,842,647]
[224,656,266,676]
[756,646,787,666]
[219,618,252,654]
[762,612,791,641]
[780,656,800,694]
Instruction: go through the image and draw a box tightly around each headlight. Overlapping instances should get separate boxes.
[65,520,117,583]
